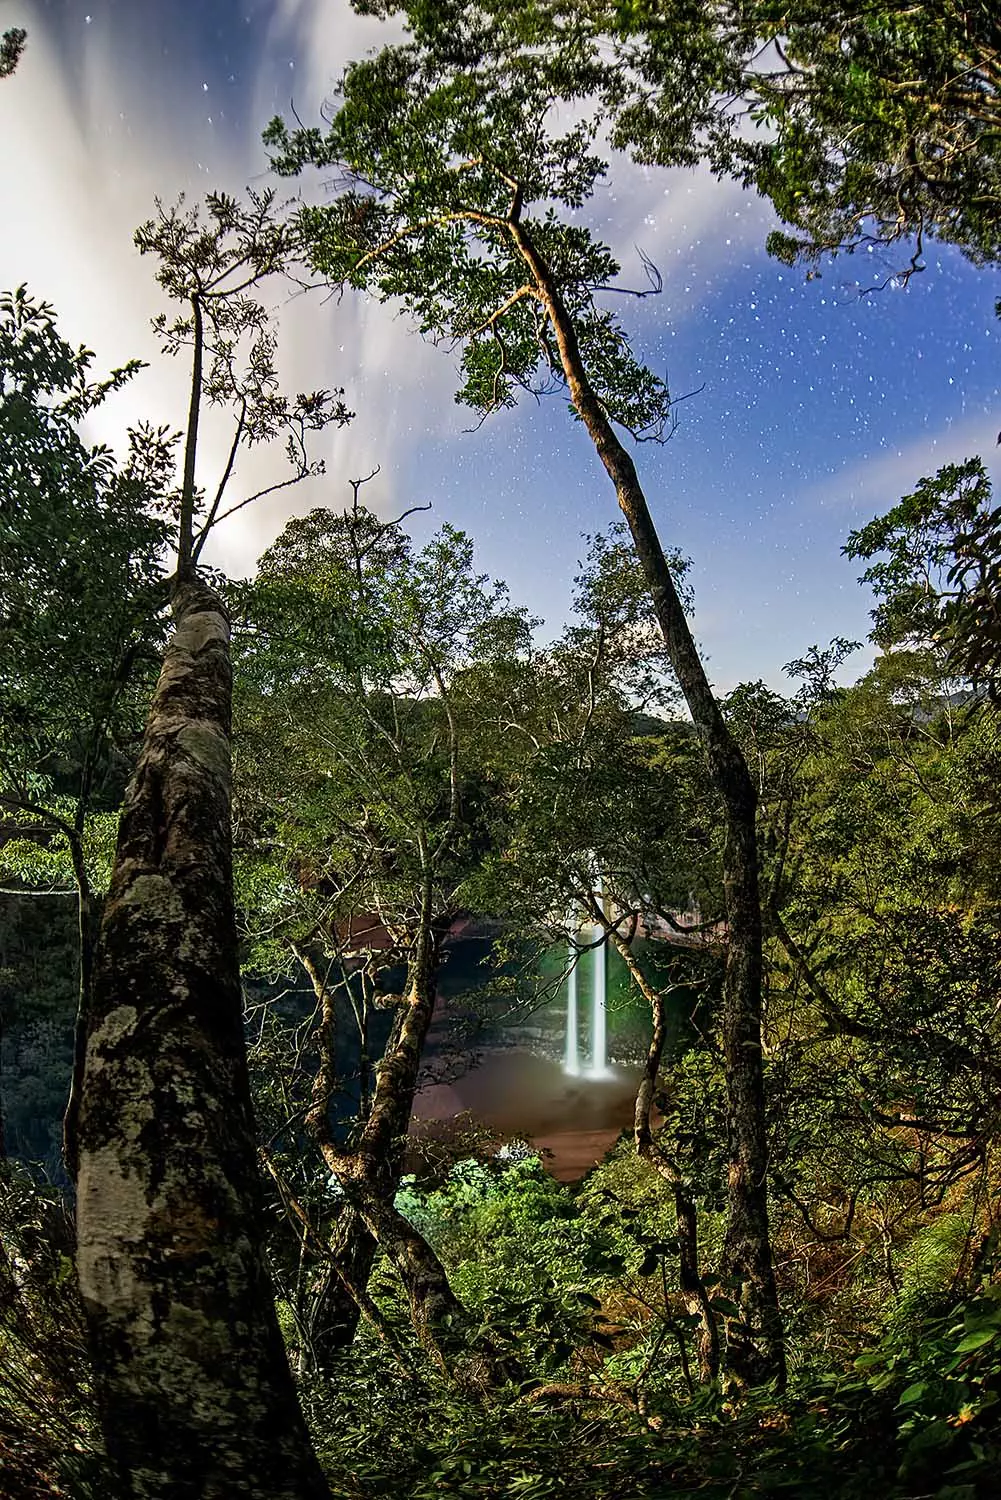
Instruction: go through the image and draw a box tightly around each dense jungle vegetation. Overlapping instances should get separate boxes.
[3,4,1001,1497]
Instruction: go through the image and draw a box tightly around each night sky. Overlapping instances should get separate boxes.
[3,0,1000,690]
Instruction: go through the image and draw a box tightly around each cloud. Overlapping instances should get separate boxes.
[799,411,1001,516]
[0,1,457,576]
[600,158,773,306]
[0,3,259,540]
[0,1,791,593]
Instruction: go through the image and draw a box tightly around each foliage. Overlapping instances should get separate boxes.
[295,1148,1001,1498]
[232,499,532,981]
[0,1165,104,1499]
[231,499,539,1349]
[334,5,1001,287]
[264,3,690,438]
[724,614,1001,1388]
[5,7,1001,1495]
[0,286,170,892]
[737,1,1001,273]
[0,889,77,1171]
[0,27,25,78]
[851,1257,1001,1495]
[397,1154,623,1340]
[459,524,715,996]
[846,458,1001,698]
[302,1346,670,1500]
[132,189,351,570]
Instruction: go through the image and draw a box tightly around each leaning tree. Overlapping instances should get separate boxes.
[266,0,783,1384]
[463,525,725,1380]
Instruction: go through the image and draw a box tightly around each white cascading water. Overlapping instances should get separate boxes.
[563,946,580,1075]
[564,918,611,1077]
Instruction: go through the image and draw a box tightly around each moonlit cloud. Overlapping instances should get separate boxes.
[4,2,996,687]
[600,159,773,310]
[800,411,1000,516]
[0,0,771,580]
[0,0,456,577]
[1,3,273,559]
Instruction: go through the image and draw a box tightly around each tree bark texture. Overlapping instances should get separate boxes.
[293,947,381,1357]
[62,828,96,1180]
[74,577,330,1500]
[513,221,784,1387]
[304,1202,378,1365]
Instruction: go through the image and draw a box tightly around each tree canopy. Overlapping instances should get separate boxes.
[0,26,25,79]
[739,1,1001,273]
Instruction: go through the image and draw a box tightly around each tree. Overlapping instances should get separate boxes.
[733,2,1001,275]
[720,621,1001,1355]
[266,2,784,1384]
[233,496,528,1376]
[0,286,171,1177]
[72,192,345,1499]
[846,457,1001,698]
[465,529,725,1380]
[0,27,25,78]
[599,2,1001,277]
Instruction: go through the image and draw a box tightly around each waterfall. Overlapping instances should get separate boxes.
[564,873,612,1078]
[588,926,609,1077]
[563,923,610,1079]
[563,947,580,1076]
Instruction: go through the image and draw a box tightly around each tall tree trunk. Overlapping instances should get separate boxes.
[610,931,719,1381]
[0,1010,6,1165]
[513,221,784,1387]
[74,576,330,1500]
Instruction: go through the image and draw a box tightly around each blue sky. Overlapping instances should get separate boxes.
[3,0,1000,691]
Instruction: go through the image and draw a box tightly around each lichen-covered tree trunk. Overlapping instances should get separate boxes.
[74,577,330,1500]
[0,1015,6,1164]
[513,222,785,1388]
[62,828,96,1179]
[303,928,460,1347]
[291,946,382,1359]
[336,1157,471,1367]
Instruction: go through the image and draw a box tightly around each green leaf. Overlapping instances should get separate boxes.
[709,1296,740,1318]
[954,1328,998,1353]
